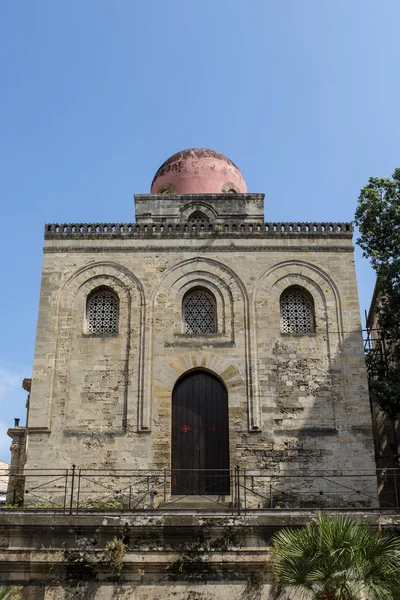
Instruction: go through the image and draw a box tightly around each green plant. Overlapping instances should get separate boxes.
[355,169,400,404]
[25,503,55,509]
[272,512,400,600]
[0,589,22,600]
[105,537,127,574]
[214,224,223,233]
[82,499,123,510]
[2,503,55,510]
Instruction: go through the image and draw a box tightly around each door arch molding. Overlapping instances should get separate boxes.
[173,366,228,390]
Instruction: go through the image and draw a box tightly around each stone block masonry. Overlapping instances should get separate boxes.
[3,148,382,599]
[15,202,376,508]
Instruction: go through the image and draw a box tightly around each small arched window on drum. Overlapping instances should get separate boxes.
[86,288,119,335]
[183,288,217,335]
[280,286,315,334]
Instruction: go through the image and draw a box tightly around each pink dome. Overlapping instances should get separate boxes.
[150,148,247,194]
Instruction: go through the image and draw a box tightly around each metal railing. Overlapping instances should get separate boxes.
[2,467,399,514]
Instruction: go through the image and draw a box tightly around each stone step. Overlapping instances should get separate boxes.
[158,495,232,511]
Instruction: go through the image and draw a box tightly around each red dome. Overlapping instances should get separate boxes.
[150,148,247,194]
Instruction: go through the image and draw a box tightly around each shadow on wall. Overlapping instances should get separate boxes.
[239,330,382,510]
[3,334,389,511]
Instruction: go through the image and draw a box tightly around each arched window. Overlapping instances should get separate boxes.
[157,182,175,195]
[188,211,210,226]
[86,288,119,335]
[183,288,217,335]
[222,182,239,193]
[280,286,315,334]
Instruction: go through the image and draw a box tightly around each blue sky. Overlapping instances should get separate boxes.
[0,0,399,462]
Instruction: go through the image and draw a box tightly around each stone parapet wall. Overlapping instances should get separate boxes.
[44,221,353,238]
[1,511,399,599]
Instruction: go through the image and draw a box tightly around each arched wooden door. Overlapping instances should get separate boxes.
[171,370,230,495]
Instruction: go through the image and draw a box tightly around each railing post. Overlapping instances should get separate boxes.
[236,465,241,516]
[128,486,132,510]
[163,468,167,503]
[63,469,69,513]
[270,484,273,509]
[69,464,76,515]
[394,467,400,509]
[76,469,82,513]
[243,469,247,515]
[231,468,235,515]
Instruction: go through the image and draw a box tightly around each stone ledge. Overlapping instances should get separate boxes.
[0,511,398,596]
[1,509,399,530]
[43,245,355,253]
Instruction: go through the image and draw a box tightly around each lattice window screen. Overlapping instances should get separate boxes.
[188,211,210,226]
[86,290,119,335]
[280,288,314,334]
[183,290,216,335]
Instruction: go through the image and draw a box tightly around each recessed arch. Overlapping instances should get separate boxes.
[150,256,259,431]
[179,202,218,223]
[45,262,146,433]
[253,259,343,347]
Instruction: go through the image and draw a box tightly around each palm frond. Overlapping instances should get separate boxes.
[271,512,400,600]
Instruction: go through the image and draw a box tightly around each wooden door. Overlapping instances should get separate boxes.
[171,370,230,495]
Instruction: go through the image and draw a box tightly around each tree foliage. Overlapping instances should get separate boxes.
[355,168,400,418]
[271,512,400,600]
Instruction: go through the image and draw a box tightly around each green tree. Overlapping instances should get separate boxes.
[355,169,400,425]
[271,513,400,600]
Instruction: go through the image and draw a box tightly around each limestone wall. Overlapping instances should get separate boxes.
[22,225,376,506]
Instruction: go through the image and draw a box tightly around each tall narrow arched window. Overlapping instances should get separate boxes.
[183,288,217,335]
[86,288,119,335]
[280,286,315,334]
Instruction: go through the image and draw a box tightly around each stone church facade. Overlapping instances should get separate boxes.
[10,148,376,506]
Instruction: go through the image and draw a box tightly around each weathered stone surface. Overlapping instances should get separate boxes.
[4,180,383,598]
[21,207,375,489]
[1,511,399,599]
